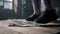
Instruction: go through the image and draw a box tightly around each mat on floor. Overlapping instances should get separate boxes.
[8,19,60,27]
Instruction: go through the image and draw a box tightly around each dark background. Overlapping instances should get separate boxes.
[0,0,60,20]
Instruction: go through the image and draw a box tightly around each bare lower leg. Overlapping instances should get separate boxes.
[31,0,40,15]
[44,0,53,11]
[34,10,40,15]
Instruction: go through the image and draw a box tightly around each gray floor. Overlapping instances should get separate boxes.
[0,19,60,34]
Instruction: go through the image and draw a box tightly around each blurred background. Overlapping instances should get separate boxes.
[0,0,60,20]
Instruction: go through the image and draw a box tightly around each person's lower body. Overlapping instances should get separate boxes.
[36,0,58,23]
[26,0,58,23]
[26,0,40,21]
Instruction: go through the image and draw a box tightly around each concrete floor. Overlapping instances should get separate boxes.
[0,19,60,34]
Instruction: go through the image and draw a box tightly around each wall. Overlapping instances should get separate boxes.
[0,6,16,20]
[0,0,33,19]
[17,0,33,19]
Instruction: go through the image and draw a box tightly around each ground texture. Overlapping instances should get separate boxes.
[0,19,60,34]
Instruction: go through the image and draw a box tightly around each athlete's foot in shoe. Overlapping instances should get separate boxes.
[26,11,40,21]
[36,9,58,24]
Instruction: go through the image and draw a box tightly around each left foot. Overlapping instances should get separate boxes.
[26,14,40,21]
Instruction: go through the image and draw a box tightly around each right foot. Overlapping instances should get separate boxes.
[26,14,40,21]
[36,9,58,24]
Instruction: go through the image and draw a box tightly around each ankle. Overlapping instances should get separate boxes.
[45,8,53,11]
[45,5,53,11]
[34,10,40,15]
[46,9,55,11]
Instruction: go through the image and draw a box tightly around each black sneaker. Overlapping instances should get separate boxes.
[36,9,58,24]
[26,14,40,21]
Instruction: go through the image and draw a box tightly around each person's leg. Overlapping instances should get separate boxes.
[44,0,52,11]
[26,0,40,21]
[36,0,58,23]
